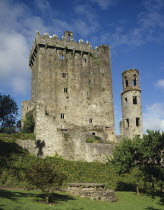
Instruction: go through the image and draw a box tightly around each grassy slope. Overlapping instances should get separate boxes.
[0,189,163,210]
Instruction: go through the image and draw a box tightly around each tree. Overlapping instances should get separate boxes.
[111,137,142,174]
[111,131,164,193]
[120,167,144,195]
[16,120,21,131]
[25,159,66,203]
[141,130,164,192]
[22,111,35,133]
[0,94,18,132]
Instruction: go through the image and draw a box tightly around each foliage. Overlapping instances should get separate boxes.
[111,130,164,193]
[86,135,101,143]
[0,132,36,140]
[0,94,18,132]
[22,111,35,133]
[25,159,66,203]
[0,136,118,190]
[16,120,21,131]
[119,167,144,195]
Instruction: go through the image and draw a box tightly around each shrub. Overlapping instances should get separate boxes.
[22,111,35,133]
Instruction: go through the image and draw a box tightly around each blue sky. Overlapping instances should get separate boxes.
[0,0,164,134]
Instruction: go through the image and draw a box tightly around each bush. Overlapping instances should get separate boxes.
[22,111,35,133]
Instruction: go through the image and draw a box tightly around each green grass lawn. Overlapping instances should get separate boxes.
[0,188,163,210]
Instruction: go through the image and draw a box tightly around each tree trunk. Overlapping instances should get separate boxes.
[45,195,49,203]
[160,183,163,193]
[136,184,140,195]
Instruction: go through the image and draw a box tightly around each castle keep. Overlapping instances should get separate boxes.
[21,31,143,162]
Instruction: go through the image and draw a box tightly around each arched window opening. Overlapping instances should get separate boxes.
[132,74,137,86]
[124,76,128,87]
[133,96,137,104]
[83,58,87,63]
[68,34,71,41]
[60,54,64,60]
[125,97,128,106]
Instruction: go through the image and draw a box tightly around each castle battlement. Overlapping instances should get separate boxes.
[29,31,109,67]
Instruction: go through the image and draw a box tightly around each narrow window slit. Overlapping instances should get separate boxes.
[64,88,68,93]
[136,118,140,126]
[61,113,65,119]
[60,55,64,60]
[133,96,137,104]
[89,118,92,123]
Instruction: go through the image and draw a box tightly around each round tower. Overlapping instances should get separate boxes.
[120,69,143,139]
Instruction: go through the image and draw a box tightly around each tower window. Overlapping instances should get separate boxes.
[125,97,128,106]
[133,96,137,104]
[126,80,128,87]
[136,118,140,126]
[61,113,65,119]
[132,74,137,86]
[89,118,92,123]
[83,58,87,63]
[125,119,129,128]
[124,76,128,87]
[92,132,95,135]
[64,88,68,93]
[60,55,64,60]
[62,73,67,78]
[68,34,71,41]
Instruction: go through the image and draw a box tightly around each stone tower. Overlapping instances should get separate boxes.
[120,69,143,139]
[21,31,116,162]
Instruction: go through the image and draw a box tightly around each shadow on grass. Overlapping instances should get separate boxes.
[0,189,75,203]
[0,205,4,210]
[0,189,36,201]
[36,192,75,203]
[145,207,160,210]
[145,192,164,206]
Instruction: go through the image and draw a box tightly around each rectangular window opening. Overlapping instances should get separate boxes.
[133,96,137,104]
[61,113,65,119]
[136,118,140,126]
[62,73,67,78]
[126,80,128,87]
[89,118,92,123]
[125,119,129,128]
[64,88,68,93]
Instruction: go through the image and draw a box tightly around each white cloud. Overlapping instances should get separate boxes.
[156,79,164,89]
[143,103,164,132]
[0,0,50,95]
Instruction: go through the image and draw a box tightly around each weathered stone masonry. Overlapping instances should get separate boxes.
[21,31,143,162]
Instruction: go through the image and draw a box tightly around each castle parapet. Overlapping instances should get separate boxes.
[29,31,110,67]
